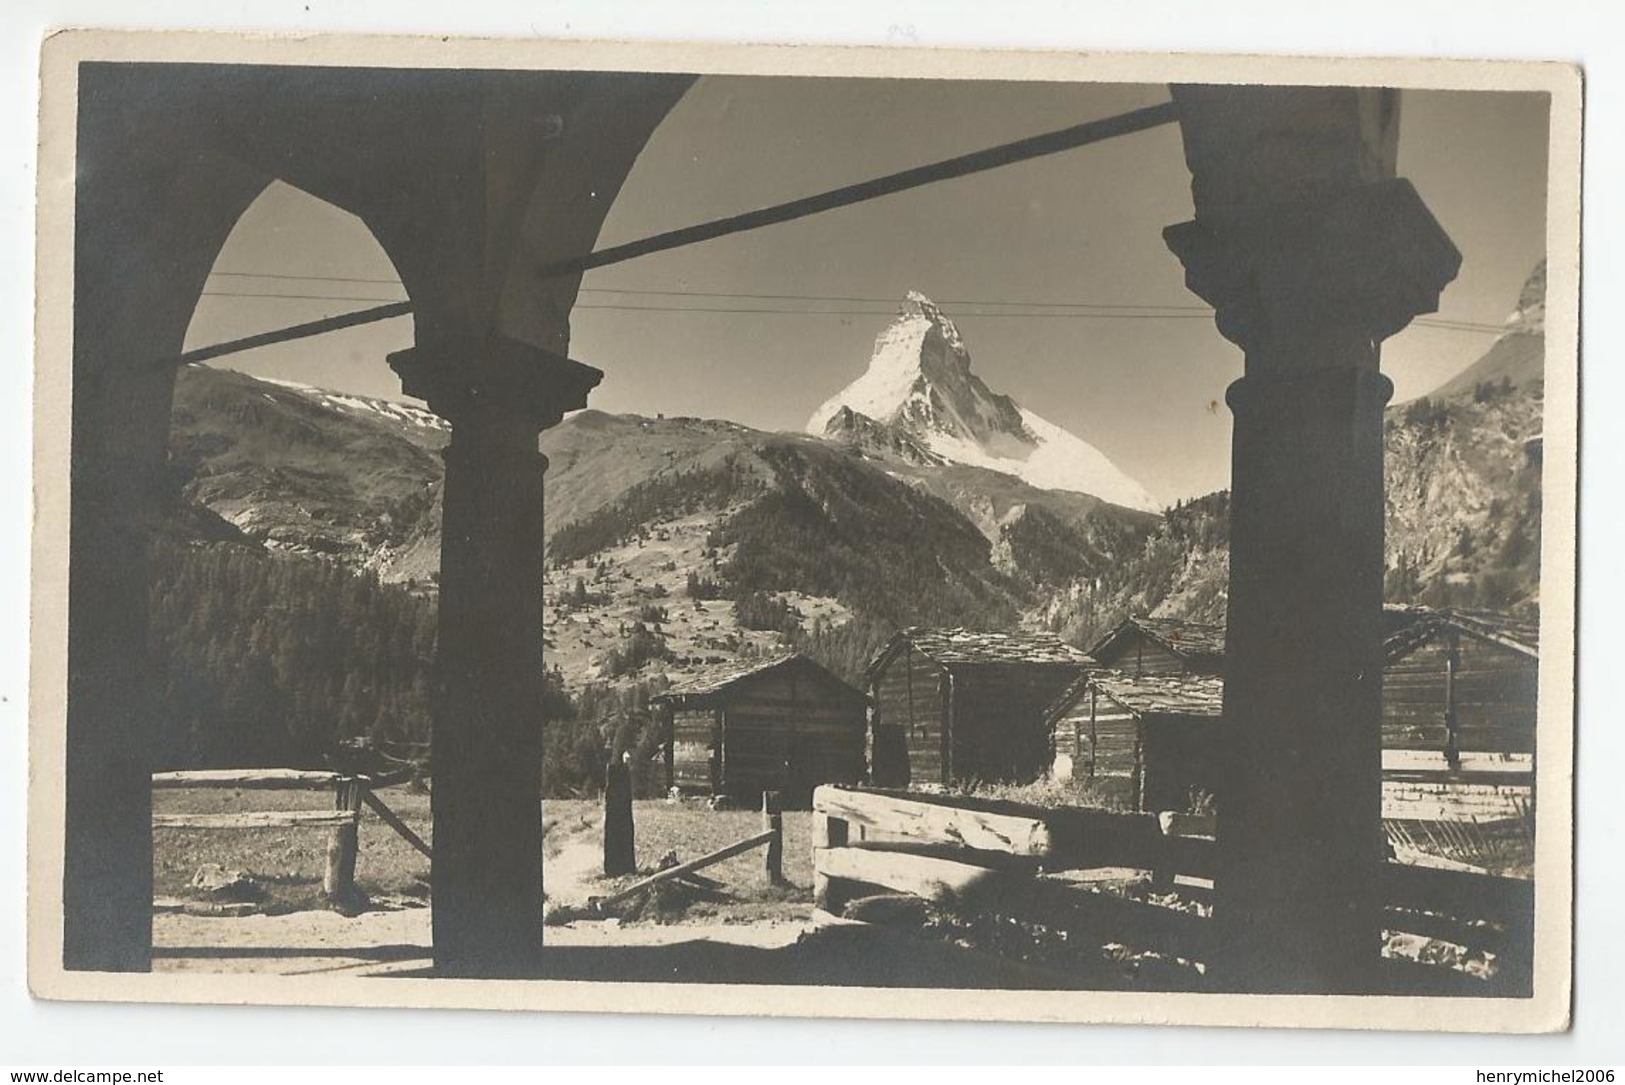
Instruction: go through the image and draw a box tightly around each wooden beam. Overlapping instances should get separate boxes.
[537,101,1180,280]
[152,769,344,790]
[590,829,777,911]
[813,785,1053,856]
[817,845,1212,962]
[1379,861,1534,922]
[812,810,851,913]
[171,301,412,367]
[1381,768,1536,788]
[362,790,432,860]
[153,809,358,830]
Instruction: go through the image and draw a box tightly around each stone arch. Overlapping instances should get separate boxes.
[64,62,694,973]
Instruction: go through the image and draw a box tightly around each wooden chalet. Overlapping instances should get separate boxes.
[1086,616,1226,676]
[652,653,867,808]
[1381,607,1539,820]
[866,628,1093,789]
[1057,607,1539,818]
[1044,671,1225,812]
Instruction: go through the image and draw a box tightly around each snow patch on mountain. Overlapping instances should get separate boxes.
[808,292,1160,513]
[260,377,450,434]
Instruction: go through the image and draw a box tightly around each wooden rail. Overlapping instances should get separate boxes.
[153,810,358,830]
[152,768,428,906]
[811,784,1534,994]
[152,769,344,790]
[589,828,778,913]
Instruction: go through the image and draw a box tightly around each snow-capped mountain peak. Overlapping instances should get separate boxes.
[807,293,1160,513]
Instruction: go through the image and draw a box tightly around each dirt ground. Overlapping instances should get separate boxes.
[152,790,818,976]
[151,906,815,976]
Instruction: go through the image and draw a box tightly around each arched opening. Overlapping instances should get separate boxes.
[149,182,439,911]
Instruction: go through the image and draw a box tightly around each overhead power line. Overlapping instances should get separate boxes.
[200,276,1511,332]
[192,286,1507,334]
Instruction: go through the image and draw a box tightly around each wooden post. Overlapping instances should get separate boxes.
[662,703,676,793]
[1088,686,1099,779]
[812,809,849,914]
[604,758,637,877]
[1444,626,1462,771]
[324,777,364,905]
[709,707,724,797]
[1132,731,1145,812]
[762,790,785,885]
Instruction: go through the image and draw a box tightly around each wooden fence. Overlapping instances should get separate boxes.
[152,768,428,905]
[812,784,1534,995]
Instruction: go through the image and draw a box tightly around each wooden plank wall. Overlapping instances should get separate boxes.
[670,708,720,792]
[718,669,865,807]
[1050,699,1139,781]
[1384,635,1537,755]
[949,664,1080,785]
[1098,635,1188,677]
[1381,779,1533,821]
[871,646,944,788]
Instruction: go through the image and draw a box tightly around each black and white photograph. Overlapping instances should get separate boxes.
[26,31,1580,1032]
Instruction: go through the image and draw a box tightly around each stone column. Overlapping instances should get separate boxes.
[390,336,600,977]
[1164,86,1461,993]
[64,390,165,972]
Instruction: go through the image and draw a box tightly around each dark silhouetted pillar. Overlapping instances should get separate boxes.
[392,337,601,977]
[603,758,637,877]
[1164,86,1461,993]
[63,66,272,970]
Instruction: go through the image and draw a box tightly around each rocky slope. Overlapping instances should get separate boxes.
[1038,261,1550,645]
[168,366,444,572]
[808,291,1160,512]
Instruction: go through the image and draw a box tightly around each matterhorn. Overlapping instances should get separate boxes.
[807,291,1160,513]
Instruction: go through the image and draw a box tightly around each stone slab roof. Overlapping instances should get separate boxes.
[1383,605,1539,662]
[653,652,867,707]
[875,626,1095,673]
[1086,671,1226,719]
[1087,616,1226,665]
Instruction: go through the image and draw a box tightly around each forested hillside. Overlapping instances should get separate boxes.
[147,536,438,769]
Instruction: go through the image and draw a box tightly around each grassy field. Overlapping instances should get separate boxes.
[153,787,811,918]
[153,786,435,912]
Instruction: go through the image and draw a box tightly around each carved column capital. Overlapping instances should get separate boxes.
[388,334,603,436]
[1164,178,1462,374]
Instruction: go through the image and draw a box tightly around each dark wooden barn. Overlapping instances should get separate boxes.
[1060,607,1538,819]
[1380,607,1538,820]
[1044,671,1225,812]
[866,628,1093,789]
[1086,616,1226,676]
[652,653,868,808]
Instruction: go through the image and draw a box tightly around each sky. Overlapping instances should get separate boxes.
[187,79,1550,506]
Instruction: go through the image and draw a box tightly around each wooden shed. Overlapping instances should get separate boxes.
[1044,670,1226,812]
[1380,607,1538,820]
[1086,616,1225,676]
[652,653,868,808]
[866,628,1093,789]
